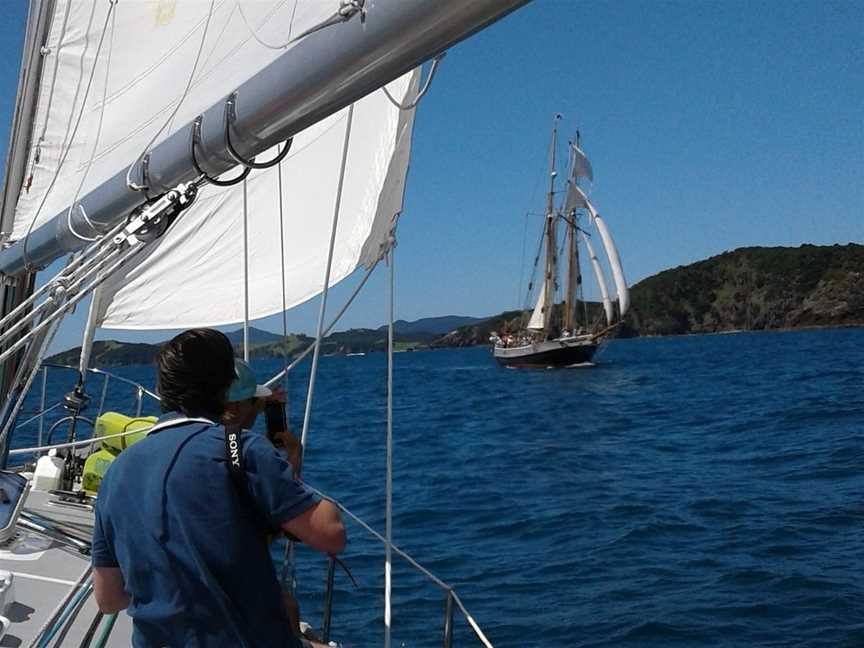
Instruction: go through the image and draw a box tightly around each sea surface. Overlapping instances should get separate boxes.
[12,328,864,647]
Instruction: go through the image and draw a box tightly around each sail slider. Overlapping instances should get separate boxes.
[224,93,294,171]
[190,117,250,188]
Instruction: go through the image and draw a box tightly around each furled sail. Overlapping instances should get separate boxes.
[527,286,546,330]
[581,232,613,325]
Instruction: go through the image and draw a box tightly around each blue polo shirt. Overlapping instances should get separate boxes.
[92,414,317,648]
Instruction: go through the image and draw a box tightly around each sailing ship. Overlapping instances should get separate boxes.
[0,1,532,645]
[491,116,630,368]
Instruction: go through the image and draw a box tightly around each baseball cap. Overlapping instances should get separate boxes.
[227,359,272,402]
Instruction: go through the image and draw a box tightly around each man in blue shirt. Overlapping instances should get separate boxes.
[91,329,346,647]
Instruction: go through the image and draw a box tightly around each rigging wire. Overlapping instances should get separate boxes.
[21,1,118,271]
[299,103,355,460]
[125,0,216,192]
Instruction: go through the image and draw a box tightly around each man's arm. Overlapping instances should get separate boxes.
[282,500,346,555]
[93,567,130,614]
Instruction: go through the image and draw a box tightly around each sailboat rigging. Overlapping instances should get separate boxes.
[0,1,533,645]
[491,116,629,368]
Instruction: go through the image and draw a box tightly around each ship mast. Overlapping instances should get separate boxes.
[543,114,561,339]
[563,130,581,334]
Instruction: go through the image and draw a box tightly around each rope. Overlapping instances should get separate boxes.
[65,1,118,243]
[381,54,445,111]
[299,103,354,456]
[384,239,395,648]
[236,0,362,51]
[125,0,215,192]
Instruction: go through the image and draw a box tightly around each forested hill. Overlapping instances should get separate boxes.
[622,243,862,336]
[434,243,863,344]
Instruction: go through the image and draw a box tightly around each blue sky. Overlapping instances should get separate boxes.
[1,1,862,351]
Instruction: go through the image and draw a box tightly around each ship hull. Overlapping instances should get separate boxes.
[493,337,598,368]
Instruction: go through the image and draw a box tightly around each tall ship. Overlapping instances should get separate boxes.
[491,116,630,368]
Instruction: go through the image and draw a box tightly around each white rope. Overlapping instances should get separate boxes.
[236,0,362,51]
[384,239,395,648]
[242,178,250,362]
[299,103,354,454]
[381,53,445,111]
[235,0,298,50]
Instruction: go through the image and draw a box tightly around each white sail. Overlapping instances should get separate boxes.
[8,2,341,242]
[95,71,419,329]
[588,206,629,317]
[569,142,593,184]
[581,232,613,325]
[527,286,546,330]
[566,183,629,318]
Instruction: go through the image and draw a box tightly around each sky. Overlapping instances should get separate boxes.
[0,0,862,352]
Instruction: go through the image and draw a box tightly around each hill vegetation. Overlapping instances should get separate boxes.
[435,244,863,344]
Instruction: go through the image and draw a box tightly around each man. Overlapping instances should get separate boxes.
[92,329,346,647]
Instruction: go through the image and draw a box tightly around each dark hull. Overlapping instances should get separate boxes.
[494,341,598,368]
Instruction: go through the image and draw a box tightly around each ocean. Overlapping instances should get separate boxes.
[12,328,864,647]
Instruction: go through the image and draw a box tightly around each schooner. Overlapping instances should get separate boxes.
[492,115,630,368]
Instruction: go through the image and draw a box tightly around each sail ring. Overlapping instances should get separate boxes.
[225,93,294,170]
[190,117,251,187]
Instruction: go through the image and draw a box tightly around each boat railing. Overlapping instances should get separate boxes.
[9,367,497,646]
[308,484,495,647]
[9,363,160,459]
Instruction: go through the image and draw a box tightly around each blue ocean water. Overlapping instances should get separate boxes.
[11,328,864,647]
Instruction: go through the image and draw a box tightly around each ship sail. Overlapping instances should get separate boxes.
[527,287,546,330]
[581,232,614,325]
[565,182,629,317]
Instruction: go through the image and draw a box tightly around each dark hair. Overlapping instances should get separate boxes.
[157,328,235,418]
